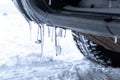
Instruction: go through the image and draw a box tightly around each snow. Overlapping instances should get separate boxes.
[0,0,120,80]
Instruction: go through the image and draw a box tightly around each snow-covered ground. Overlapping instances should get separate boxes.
[0,0,120,80]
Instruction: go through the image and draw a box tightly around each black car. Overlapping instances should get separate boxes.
[13,0,120,67]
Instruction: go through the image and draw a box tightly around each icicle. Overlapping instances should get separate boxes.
[28,21,32,41]
[57,28,67,38]
[35,23,45,54]
[47,26,54,41]
[39,24,45,54]
[58,28,63,37]
[49,0,52,5]
[63,28,67,38]
[47,25,62,56]
[36,24,68,56]
[51,27,55,42]
[55,27,58,56]
[55,27,62,56]
[35,26,41,44]
[48,26,51,37]
[114,36,118,44]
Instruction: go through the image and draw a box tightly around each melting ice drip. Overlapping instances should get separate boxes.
[29,22,66,56]
[48,26,66,56]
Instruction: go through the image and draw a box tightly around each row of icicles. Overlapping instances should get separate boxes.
[28,22,67,56]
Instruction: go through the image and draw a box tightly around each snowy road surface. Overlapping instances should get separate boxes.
[0,0,120,80]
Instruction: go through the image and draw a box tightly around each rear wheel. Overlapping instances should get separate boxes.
[72,31,120,67]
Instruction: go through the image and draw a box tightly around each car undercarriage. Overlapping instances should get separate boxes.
[13,0,120,67]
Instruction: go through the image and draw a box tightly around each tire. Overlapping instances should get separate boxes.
[72,31,120,67]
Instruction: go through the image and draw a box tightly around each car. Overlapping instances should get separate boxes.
[13,0,120,67]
